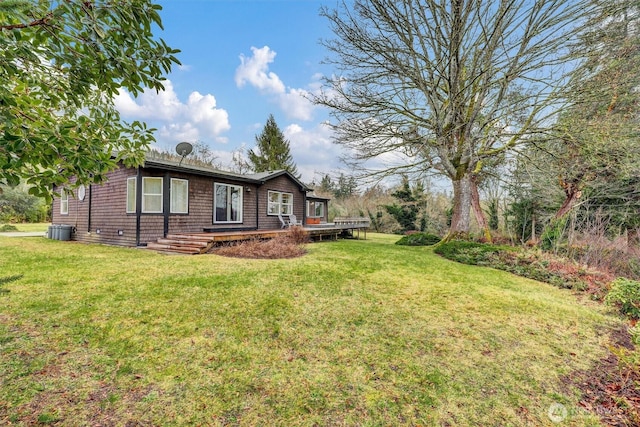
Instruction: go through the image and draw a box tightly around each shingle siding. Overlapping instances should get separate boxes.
[50,162,310,247]
[257,175,306,230]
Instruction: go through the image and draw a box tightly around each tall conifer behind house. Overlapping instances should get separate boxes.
[248,114,299,177]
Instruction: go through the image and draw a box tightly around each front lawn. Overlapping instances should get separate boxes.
[0,234,619,426]
[0,222,49,233]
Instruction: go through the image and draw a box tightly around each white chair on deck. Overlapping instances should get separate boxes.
[278,213,288,229]
[288,214,302,227]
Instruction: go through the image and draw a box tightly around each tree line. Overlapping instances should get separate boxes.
[1,0,637,249]
[313,0,640,243]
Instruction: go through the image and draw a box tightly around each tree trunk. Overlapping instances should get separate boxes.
[470,176,492,243]
[531,215,536,243]
[444,175,473,241]
[555,181,582,219]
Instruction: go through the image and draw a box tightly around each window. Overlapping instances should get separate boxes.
[214,183,242,223]
[142,177,163,213]
[307,201,325,218]
[60,190,69,215]
[126,177,136,213]
[171,179,189,214]
[268,191,293,215]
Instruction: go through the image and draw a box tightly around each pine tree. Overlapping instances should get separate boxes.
[383,176,427,232]
[248,115,299,176]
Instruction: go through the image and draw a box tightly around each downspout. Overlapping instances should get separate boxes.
[135,168,142,246]
[303,189,307,225]
[87,185,92,232]
[255,183,260,230]
[74,187,79,235]
[163,171,170,237]
[50,185,54,224]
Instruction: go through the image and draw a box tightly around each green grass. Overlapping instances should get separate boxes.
[0,222,49,233]
[0,233,619,426]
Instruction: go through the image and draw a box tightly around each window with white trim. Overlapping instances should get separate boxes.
[126,177,136,213]
[214,183,243,223]
[268,191,293,215]
[60,190,69,215]
[307,201,324,218]
[170,179,189,214]
[142,177,163,213]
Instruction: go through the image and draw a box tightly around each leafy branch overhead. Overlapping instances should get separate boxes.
[0,0,181,199]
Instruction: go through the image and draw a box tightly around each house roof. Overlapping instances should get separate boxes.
[306,194,332,201]
[245,170,311,191]
[142,156,312,191]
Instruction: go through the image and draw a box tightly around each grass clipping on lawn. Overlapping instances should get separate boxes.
[213,226,308,259]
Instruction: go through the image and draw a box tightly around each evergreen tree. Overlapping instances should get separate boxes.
[248,115,299,176]
[333,173,358,199]
[319,174,334,193]
[548,0,640,219]
[383,176,427,233]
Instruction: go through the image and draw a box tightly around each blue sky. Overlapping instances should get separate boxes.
[115,0,341,183]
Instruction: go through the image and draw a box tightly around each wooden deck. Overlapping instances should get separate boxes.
[146,219,370,255]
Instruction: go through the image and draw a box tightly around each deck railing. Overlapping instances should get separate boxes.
[333,217,371,226]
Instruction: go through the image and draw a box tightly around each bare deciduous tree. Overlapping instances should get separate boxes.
[315,0,596,240]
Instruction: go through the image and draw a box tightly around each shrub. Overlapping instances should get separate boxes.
[605,278,640,320]
[214,232,307,259]
[540,216,569,251]
[433,241,610,293]
[395,232,441,246]
[285,226,310,244]
[0,184,50,223]
[0,224,18,232]
[566,238,640,281]
[433,241,506,265]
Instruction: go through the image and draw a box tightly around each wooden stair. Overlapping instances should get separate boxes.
[146,233,216,255]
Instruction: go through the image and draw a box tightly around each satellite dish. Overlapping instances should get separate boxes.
[176,142,193,157]
[176,142,193,166]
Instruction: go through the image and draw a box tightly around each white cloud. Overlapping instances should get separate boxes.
[158,122,200,143]
[235,46,285,94]
[185,92,230,136]
[114,79,230,146]
[278,88,315,121]
[235,46,322,122]
[284,120,416,186]
[115,80,183,121]
[284,122,343,182]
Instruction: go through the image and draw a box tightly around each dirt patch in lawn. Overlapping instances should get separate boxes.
[564,326,640,426]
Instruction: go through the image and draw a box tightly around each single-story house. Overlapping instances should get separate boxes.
[50,155,330,247]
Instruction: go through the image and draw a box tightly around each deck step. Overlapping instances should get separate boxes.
[147,241,208,255]
[165,233,216,242]
[147,233,218,255]
[156,238,210,247]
